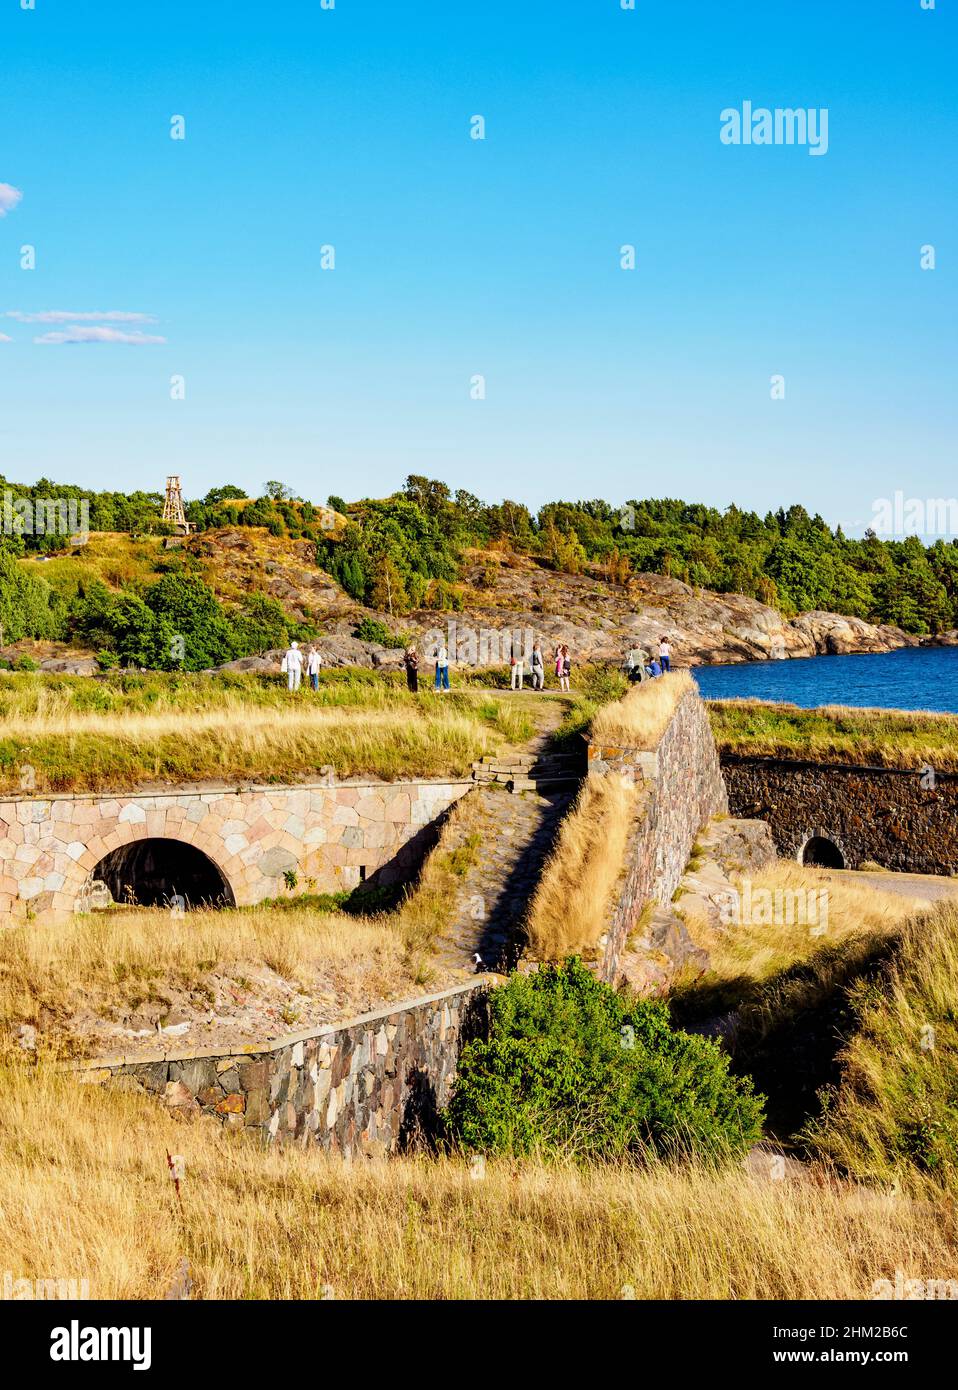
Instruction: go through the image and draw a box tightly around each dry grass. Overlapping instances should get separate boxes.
[680,860,922,990]
[590,670,694,749]
[526,774,640,960]
[0,697,534,793]
[806,902,958,1196]
[1,1059,954,1299]
[709,698,958,769]
[0,793,486,1057]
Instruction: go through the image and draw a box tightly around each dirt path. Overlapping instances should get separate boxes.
[827,869,958,905]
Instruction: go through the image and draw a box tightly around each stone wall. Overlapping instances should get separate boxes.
[75,979,492,1158]
[588,688,729,982]
[721,756,958,874]
[0,778,472,922]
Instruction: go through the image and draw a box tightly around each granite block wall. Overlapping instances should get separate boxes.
[588,689,729,982]
[721,757,958,874]
[0,778,472,922]
[75,979,492,1157]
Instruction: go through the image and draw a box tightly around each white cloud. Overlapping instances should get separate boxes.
[0,183,22,217]
[0,333,11,342]
[35,326,167,345]
[6,309,157,324]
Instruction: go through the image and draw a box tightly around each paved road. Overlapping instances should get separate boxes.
[828,869,958,904]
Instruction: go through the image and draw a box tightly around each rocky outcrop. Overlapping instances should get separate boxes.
[615,816,777,995]
[399,559,916,668]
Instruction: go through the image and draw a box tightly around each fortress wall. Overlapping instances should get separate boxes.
[0,778,473,922]
[721,757,958,875]
[72,978,493,1158]
[588,688,728,983]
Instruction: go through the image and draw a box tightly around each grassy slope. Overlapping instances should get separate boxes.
[0,671,540,792]
[671,861,945,1149]
[1,791,488,1058]
[1,1058,953,1299]
[709,698,958,770]
[805,902,958,1196]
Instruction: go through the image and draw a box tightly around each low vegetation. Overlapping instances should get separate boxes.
[1,1058,954,1299]
[806,902,958,1196]
[674,860,921,1013]
[445,959,764,1161]
[0,671,538,792]
[590,670,695,748]
[526,773,639,959]
[671,861,939,1135]
[708,698,958,770]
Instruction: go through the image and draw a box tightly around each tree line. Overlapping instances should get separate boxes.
[1,474,956,666]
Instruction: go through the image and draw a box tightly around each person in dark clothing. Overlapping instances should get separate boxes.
[404,645,420,693]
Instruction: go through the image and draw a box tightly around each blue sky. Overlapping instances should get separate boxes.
[0,0,954,531]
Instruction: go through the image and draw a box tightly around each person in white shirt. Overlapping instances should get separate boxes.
[281,640,304,692]
[435,641,450,692]
[658,636,672,673]
[510,649,524,690]
[306,645,322,691]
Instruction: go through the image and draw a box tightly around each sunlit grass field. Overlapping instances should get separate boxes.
[708,698,958,769]
[0,670,541,792]
[1,1056,954,1300]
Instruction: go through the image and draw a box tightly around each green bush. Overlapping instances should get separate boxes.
[354,616,404,648]
[444,958,764,1162]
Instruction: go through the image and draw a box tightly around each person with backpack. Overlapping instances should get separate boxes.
[559,644,571,692]
[529,641,545,690]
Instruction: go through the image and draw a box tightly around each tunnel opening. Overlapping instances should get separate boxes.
[801,836,845,870]
[91,838,235,909]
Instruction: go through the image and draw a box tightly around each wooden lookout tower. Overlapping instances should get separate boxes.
[162,475,194,535]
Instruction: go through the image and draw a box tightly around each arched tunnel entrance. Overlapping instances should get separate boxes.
[91,838,235,909]
[800,835,845,870]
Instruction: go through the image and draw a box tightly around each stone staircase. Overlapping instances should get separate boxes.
[471,750,584,795]
[432,783,577,976]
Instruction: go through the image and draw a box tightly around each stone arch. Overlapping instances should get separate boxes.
[798,830,846,870]
[66,815,239,914]
[88,837,236,909]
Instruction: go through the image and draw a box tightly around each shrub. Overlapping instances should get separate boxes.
[354,617,403,648]
[444,958,764,1162]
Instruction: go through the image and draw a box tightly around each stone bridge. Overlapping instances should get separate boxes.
[0,777,472,922]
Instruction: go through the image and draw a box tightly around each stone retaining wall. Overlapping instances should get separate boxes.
[588,688,729,982]
[75,978,493,1157]
[721,757,958,874]
[0,778,472,922]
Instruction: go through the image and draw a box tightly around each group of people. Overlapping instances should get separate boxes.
[624,636,673,681]
[280,640,324,691]
[401,641,572,693]
[282,633,672,694]
[508,642,572,692]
